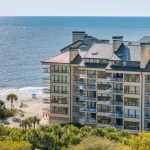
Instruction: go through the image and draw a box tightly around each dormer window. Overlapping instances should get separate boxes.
[92,52,98,55]
[117,54,124,57]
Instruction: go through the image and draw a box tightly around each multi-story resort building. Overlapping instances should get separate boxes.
[42,31,150,134]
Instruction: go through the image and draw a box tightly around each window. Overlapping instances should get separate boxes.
[124,86,140,95]
[97,71,107,78]
[124,109,140,118]
[124,121,139,130]
[124,97,139,106]
[124,74,140,82]
[114,61,124,66]
[50,86,69,94]
[97,83,111,90]
[97,116,111,124]
[97,104,111,112]
[51,106,68,114]
[97,93,111,101]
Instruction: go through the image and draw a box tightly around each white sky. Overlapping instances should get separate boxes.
[0,0,150,16]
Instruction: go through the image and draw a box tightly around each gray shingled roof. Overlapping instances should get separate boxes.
[110,44,141,62]
[61,35,101,52]
[84,43,113,59]
[139,36,150,43]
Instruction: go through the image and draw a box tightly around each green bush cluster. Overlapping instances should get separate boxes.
[0,123,150,150]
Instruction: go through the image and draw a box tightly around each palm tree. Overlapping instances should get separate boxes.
[29,116,40,128]
[20,119,32,129]
[6,94,18,110]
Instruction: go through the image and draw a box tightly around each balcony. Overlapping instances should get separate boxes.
[125,91,140,95]
[124,126,139,130]
[124,114,140,119]
[51,99,68,104]
[74,70,86,74]
[79,107,88,112]
[97,96,111,102]
[107,89,123,94]
[72,111,82,116]
[79,85,96,91]
[88,107,97,112]
[51,70,69,73]
[50,90,69,94]
[145,91,150,96]
[73,101,83,106]
[145,128,150,131]
[107,100,123,106]
[145,103,150,107]
[73,80,83,85]
[79,107,96,112]
[80,96,96,101]
[145,80,150,84]
[43,78,50,84]
[43,67,50,73]
[51,80,69,85]
[145,115,150,120]
[74,91,83,96]
[42,88,50,94]
[107,112,123,118]
[79,118,96,124]
[112,124,123,129]
[97,109,110,113]
[107,77,123,82]
[80,74,96,79]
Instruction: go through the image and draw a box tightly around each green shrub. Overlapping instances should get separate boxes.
[106,132,119,141]
[91,128,107,137]
[106,127,117,133]
[69,136,131,150]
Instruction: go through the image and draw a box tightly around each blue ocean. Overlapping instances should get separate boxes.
[1,17,150,89]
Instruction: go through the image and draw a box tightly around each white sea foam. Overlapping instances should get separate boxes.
[0,86,49,101]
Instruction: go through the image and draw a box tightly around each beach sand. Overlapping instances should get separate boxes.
[0,87,50,128]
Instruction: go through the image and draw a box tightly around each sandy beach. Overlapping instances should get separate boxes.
[0,87,50,128]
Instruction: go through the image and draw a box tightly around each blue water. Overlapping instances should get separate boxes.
[1,16,150,88]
